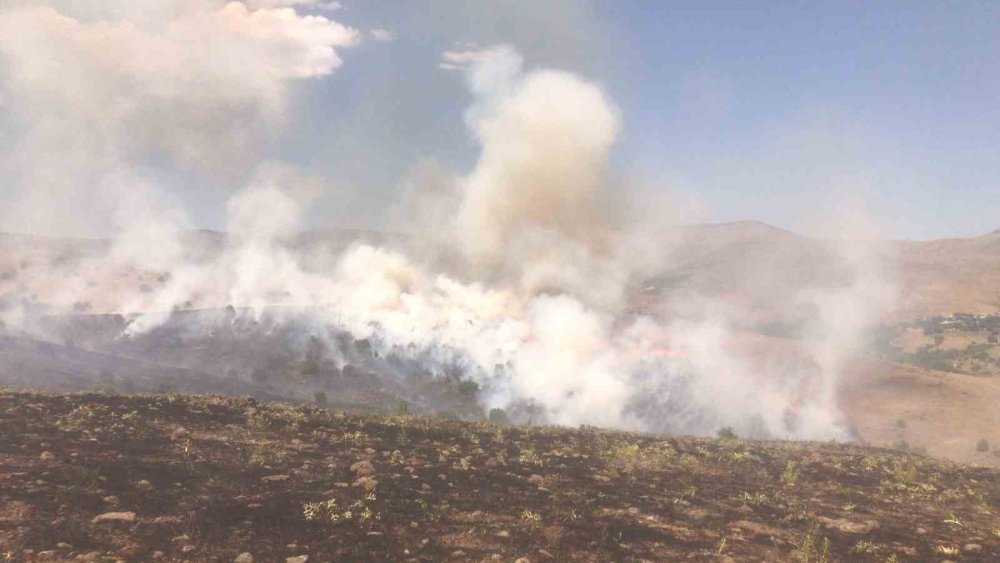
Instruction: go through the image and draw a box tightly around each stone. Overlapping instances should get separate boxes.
[730,520,783,537]
[39,451,55,461]
[527,474,544,485]
[91,512,136,524]
[964,544,982,553]
[286,556,309,563]
[261,474,290,482]
[351,460,375,477]
[234,553,254,563]
[816,516,879,534]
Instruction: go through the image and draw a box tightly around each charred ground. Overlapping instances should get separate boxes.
[1,390,998,562]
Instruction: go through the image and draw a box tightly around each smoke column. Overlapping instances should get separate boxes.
[0,4,898,440]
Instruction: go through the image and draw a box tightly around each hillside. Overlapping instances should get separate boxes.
[0,390,998,562]
[640,222,1000,322]
[840,358,1000,467]
[895,230,1000,319]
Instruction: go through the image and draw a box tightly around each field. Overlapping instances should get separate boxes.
[1,390,998,562]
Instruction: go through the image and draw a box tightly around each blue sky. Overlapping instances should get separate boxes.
[0,1,996,240]
[290,1,998,240]
[598,2,1000,238]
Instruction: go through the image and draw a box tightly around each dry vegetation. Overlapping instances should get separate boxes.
[1,390,998,562]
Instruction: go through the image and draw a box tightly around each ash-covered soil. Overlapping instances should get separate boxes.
[1,391,998,562]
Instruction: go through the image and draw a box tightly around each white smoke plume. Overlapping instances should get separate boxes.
[0,4,898,442]
[0,0,360,236]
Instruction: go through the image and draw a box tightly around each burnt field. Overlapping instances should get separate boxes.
[1,390,998,562]
[0,308,488,420]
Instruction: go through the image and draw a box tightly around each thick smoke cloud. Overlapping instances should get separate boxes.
[0,0,359,236]
[0,4,897,442]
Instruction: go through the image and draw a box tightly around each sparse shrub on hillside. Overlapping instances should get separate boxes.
[977,438,990,452]
[850,540,890,558]
[795,523,830,563]
[716,426,737,441]
[600,440,674,476]
[303,493,380,528]
[244,404,314,432]
[781,460,800,487]
[433,410,459,420]
[520,509,542,530]
[518,447,544,467]
[313,391,327,406]
[488,407,510,425]
[740,491,768,506]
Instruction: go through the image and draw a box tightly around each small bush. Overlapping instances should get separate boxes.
[313,391,327,406]
[976,438,990,452]
[781,460,800,487]
[716,426,737,440]
[488,407,510,425]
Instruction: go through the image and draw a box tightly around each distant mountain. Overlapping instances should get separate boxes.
[637,221,999,321]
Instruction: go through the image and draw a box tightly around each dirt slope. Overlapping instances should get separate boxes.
[841,359,1000,467]
[1,390,998,562]
[645,222,1000,322]
[895,231,1000,319]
